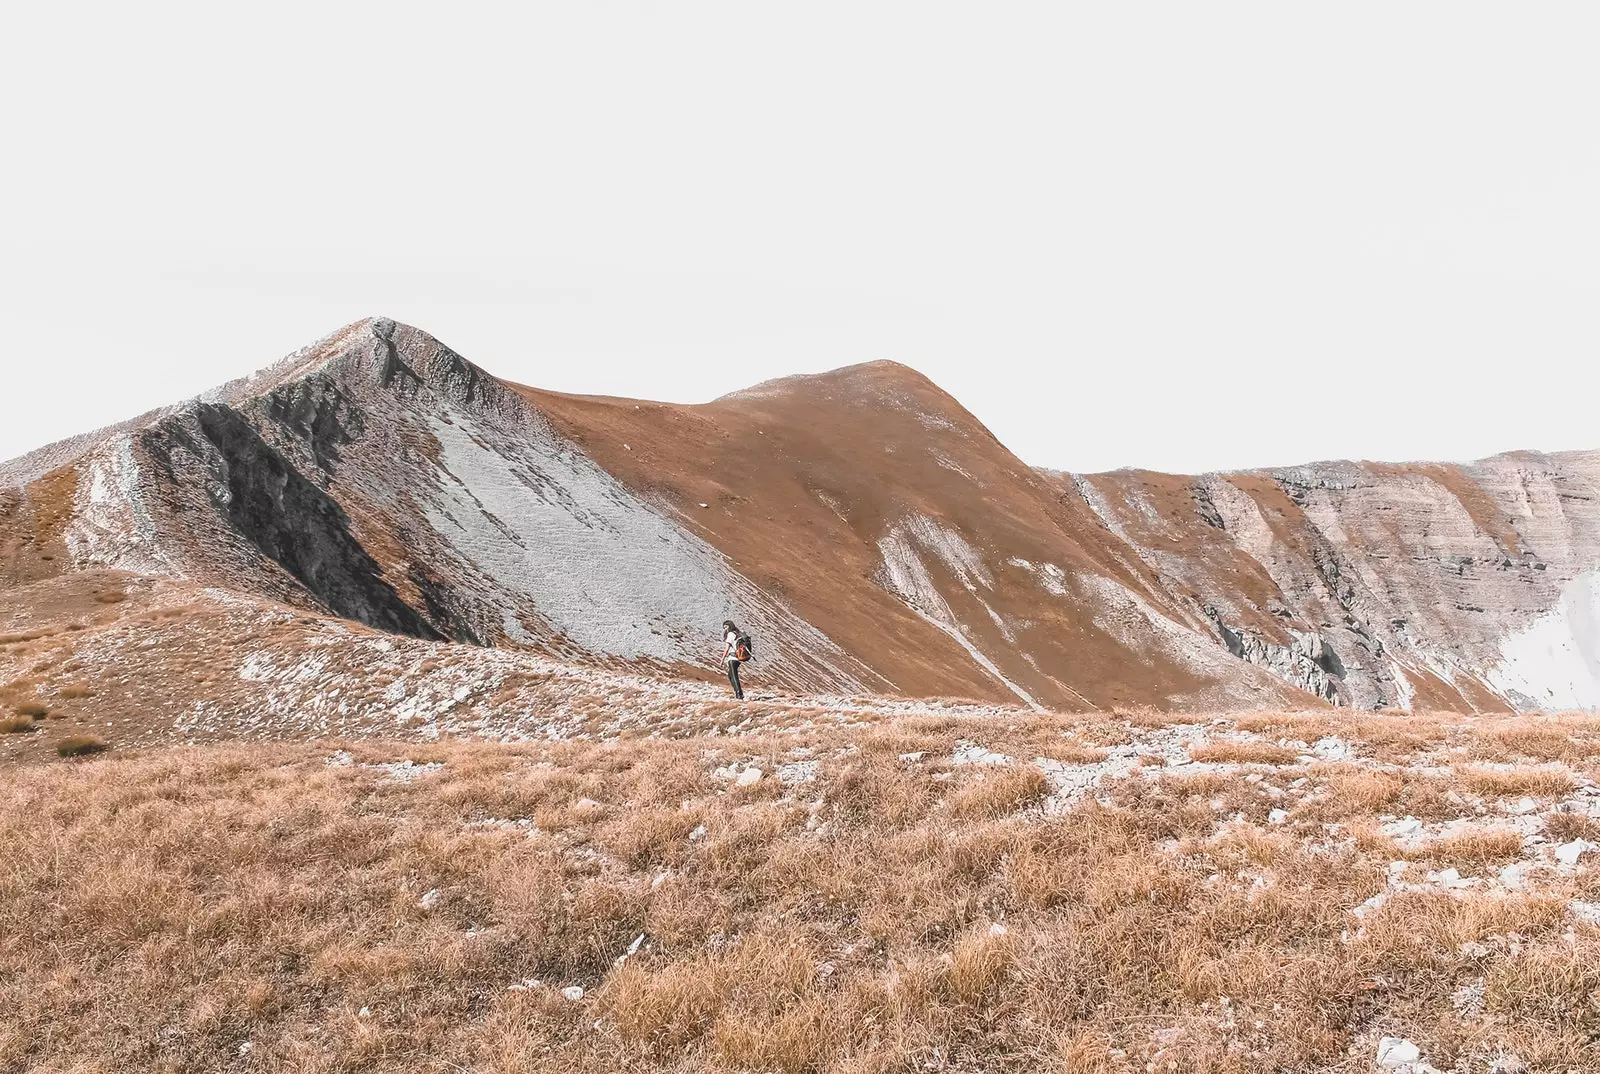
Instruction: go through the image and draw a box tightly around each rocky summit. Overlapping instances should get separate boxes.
[2,317,1596,714]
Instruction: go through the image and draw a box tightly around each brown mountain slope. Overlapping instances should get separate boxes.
[518,364,1304,711]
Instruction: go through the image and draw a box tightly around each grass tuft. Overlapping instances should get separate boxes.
[56,734,109,757]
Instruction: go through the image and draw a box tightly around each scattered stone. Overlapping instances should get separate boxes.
[1311,736,1353,762]
[1375,1037,1421,1068]
[561,986,585,1002]
[326,750,354,767]
[1268,808,1289,825]
[776,760,817,785]
[1499,862,1528,892]
[1504,797,1539,816]
[239,1042,255,1057]
[1452,977,1485,1015]
[358,1006,372,1018]
[689,824,708,841]
[735,767,764,787]
[952,742,1011,766]
[1425,867,1473,890]
[898,751,925,763]
[1556,838,1596,866]
[418,888,441,911]
[1458,940,1491,959]
[987,922,1008,938]
[1383,817,1423,839]
[1351,891,1389,919]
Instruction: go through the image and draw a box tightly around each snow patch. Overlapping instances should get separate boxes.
[1486,571,1600,710]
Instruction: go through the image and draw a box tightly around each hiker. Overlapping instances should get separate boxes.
[722,619,750,700]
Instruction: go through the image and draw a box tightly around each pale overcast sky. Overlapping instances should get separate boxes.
[3,3,1597,474]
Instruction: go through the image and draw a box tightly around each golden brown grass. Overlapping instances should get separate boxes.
[948,765,1049,819]
[3,722,1596,1074]
[1187,739,1300,766]
[1411,830,1527,869]
[1458,765,1575,799]
[0,714,35,734]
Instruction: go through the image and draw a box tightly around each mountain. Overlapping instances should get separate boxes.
[2,317,1596,712]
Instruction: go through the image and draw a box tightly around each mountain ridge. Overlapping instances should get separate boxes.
[3,317,1596,712]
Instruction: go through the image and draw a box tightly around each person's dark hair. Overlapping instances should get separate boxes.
[723,620,736,632]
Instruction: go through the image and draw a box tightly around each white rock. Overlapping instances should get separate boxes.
[1556,838,1596,866]
[418,888,441,911]
[1426,867,1473,890]
[1350,892,1389,919]
[735,767,764,787]
[358,1006,372,1018]
[1376,1036,1421,1067]
[1383,817,1424,839]
[987,922,1008,938]
[239,1042,255,1057]
[952,742,1011,766]
[1452,977,1485,1015]
[1505,797,1540,816]
[688,824,708,841]
[776,761,817,785]
[1499,862,1528,891]
[1311,736,1353,762]
[1268,808,1289,825]
[561,985,585,1002]
[651,871,670,889]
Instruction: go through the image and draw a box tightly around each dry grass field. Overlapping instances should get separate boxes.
[7,704,1600,1073]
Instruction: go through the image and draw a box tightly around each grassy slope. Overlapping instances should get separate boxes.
[7,709,1600,1073]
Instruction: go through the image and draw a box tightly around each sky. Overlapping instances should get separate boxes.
[3,3,1597,474]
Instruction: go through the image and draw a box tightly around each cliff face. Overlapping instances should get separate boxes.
[2,318,1595,712]
[1070,454,1600,711]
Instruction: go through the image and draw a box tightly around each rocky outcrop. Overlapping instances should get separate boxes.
[1076,455,1600,711]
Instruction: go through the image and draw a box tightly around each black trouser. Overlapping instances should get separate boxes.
[726,660,744,700]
